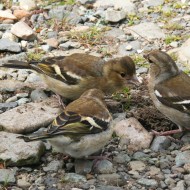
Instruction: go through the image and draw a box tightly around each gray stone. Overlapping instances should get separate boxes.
[184,174,190,186]
[0,97,61,133]
[133,152,150,160]
[94,0,136,14]
[30,89,48,102]
[137,67,148,74]
[104,28,125,38]
[173,180,185,190]
[43,160,63,172]
[25,73,42,83]
[63,173,87,183]
[17,98,31,105]
[0,102,18,112]
[59,41,81,50]
[143,0,164,7]
[181,132,190,144]
[0,24,13,31]
[151,136,171,152]
[0,53,27,66]
[0,169,16,184]
[129,22,165,40]
[137,178,158,187]
[105,10,126,23]
[113,153,131,164]
[96,185,123,190]
[75,159,93,175]
[95,160,114,174]
[0,38,21,53]
[2,31,19,42]
[17,179,31,189]
[175,151,190,167]
[41,44,53,52]
[0,131,45,166]
[49,6,67,20]
[11,21,36,41]
[97,174,122,186]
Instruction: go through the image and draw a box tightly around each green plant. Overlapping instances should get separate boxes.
[131,54,149,67]
[163,22,183,30]
[127,14,140,26]
[173,3,183,9]
[27,50,45,61]
[164,35,181,44]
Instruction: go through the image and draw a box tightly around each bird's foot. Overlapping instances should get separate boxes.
[151,129,183,136]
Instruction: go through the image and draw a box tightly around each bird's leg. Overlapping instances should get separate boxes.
[151,129,183,136]
[53,94,66,109]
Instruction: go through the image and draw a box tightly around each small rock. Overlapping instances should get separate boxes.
[143,0,164,7]
[125,45,132,51]
[95,160,114,174]
[0,169,16,184]
[41,44,53,52]
[45,38,59,48]
[5,95,18,103]
[25,73,42,83]
[2,31,19,42]
[170,41,178,48]
[0,131,45,166]
[96,185,123,190]
[0,10,17,21]
[137,178,158,188]
[0,23,12,31]
[173,180,185,190]
[151,136,171,152]
[43,160,63,172]
[13,9,30,20]
[17,179,31,189]
[0,38,21,53]
[184,163,190,173]
[75,159,93,175]
[63,173,87,183]
[19,0,37,11]
[113,117,153,151]
[17,98,30,105]
[128,161,146,172]
[175,151,190,167]
[184,174,190,186]
[0,102,18,112]
[30,89,48,102]
[11,21,36,41]
[97,174,122,186]
[105,10,126,23]
[113,152,131,164]
[16,93,29,98]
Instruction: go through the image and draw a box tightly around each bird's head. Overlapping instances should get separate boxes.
[103,56,140,87]
[144,50,179,76]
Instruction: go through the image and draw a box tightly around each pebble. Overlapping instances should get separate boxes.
[113,152,131,164]
[30,89,48,102]
[0,102,18,112]
[17,97,31,105]
[0,38,21,52]
[75,159,93,175]
[95,160,114,174]
[43,160,64,172]
[137,178,158,188]
[175,151,190,167]
[0,169,16,184]
[63,173,87,183]
[151,136,171,152]
[5,95,18,103]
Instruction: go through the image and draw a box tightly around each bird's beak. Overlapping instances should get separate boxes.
[127,75,141,86]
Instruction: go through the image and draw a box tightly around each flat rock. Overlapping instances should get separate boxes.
[105,10,126,23]
[0,169,16,184]
[143,0,164,7]
[0,38,21,53]
[19,0,37,11]
[0,23,13,31]
[0,131,45,166]
[0,10,17,21]
[175,151,190,167]
[129,22,165,40]
[0,97,61,133]
[113,117,153,151]
[151,136,171,152]
[11,21,36,41]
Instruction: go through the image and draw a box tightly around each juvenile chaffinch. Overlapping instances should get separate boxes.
[1,53,139,100]
[144,50,190,136]
[18,89,113,158]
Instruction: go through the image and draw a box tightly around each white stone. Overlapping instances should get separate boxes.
[0,10,17,20]
[105,10,126,22]
[11,21,36,41]
[2,31,19,42]
[113,117,153,151]
[19,0,37,11]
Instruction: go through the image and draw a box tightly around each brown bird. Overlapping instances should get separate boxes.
[145,50,190,136]
[1,53,139,100]
[18,89,113,158]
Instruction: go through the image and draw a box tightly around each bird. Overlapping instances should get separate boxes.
[18,89,113,158]
[144,50,190,136]
[0,53,139,100]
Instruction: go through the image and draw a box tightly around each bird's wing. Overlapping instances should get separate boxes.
[154,72,190,114]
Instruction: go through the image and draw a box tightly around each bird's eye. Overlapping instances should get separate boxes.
[120,73,126,78]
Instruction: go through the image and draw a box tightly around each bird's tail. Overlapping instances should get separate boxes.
[17,128,49,142]
[1,60,43,73]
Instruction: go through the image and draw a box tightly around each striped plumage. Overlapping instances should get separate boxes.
[1,53,139,100]
[19,89,113,158]
[145,50,190,135]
